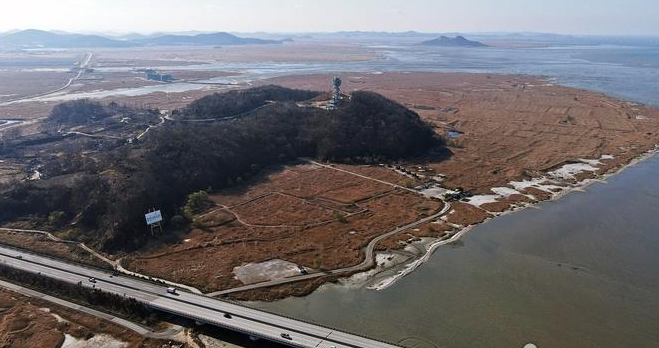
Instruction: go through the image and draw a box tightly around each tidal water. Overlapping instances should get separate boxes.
[251,45,659,348]
[254,152,659,348]
[31,44,659,108]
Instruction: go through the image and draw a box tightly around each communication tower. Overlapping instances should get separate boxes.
[330,77,342,109]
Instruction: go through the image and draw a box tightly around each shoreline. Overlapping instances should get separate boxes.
[342,144,659,292]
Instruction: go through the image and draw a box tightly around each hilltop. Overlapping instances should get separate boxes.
[420,35,487,47]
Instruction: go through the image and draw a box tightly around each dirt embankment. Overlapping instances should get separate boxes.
[0,231,108,268]
[0,288,180,348]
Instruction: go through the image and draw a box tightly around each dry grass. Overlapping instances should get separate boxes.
[125,163,442,293]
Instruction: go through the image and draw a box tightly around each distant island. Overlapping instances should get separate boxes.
[0,29,284,49]
[420,35,487,47]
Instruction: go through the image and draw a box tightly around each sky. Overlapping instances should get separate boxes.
[0,0,657,35]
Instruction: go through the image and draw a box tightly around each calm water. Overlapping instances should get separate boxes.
[33,45,659,107]
[251,46,659,348]
[255,153,659,348]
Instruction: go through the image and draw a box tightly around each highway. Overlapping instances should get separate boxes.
[0,244,402,348]
[0,279,184,339]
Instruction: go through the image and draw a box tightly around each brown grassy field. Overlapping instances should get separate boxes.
[125,163,443,293]
[262,72,659,227]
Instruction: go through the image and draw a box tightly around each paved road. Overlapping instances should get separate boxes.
[207,201,451,296]
[0,244,402,348]
[0,278,183,339]
[0,227,203,294]
[0,52,93,106]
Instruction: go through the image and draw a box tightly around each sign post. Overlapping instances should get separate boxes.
[145,209,163,235]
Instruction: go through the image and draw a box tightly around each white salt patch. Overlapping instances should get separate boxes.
[233,259,301,284]
[548,162,598,180]
[62,334,127,348]
[464,195,499,207]
[369,228,473,291]
[340,252,405,287]
[490,187,520,197]
[420,186,449,199]
[578,158,601,166]
[509,177,547,191]
[51,313,68,323]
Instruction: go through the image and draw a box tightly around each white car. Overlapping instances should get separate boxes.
[166,287,177,295]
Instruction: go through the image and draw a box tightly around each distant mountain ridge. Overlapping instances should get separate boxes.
[421,35,487,47]
[0,29,283,49]
[0,29,132,48]
[134,32,281,46]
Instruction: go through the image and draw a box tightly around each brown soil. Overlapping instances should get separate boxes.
[0,287,182,348]
[522,187,553,201]
[444,202,492,226]
[480,193,536,212]
[479,201,512,213]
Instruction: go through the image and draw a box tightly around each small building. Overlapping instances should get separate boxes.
[146,70,174,82]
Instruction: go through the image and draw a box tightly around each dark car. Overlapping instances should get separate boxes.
[280,333,292,340]
[223,313,232,319]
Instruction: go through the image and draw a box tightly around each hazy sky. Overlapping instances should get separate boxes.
[1,0,657,35]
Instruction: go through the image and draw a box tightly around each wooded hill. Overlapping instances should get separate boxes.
[0,86,442,251]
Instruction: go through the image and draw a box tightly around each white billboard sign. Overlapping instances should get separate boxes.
[145,210,163,225]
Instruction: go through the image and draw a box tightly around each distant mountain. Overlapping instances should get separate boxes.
[133,32,282,46]
[0,30,283,49]
[0,29,21,37]
[421,35,487,47]
[0,29,133,48]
